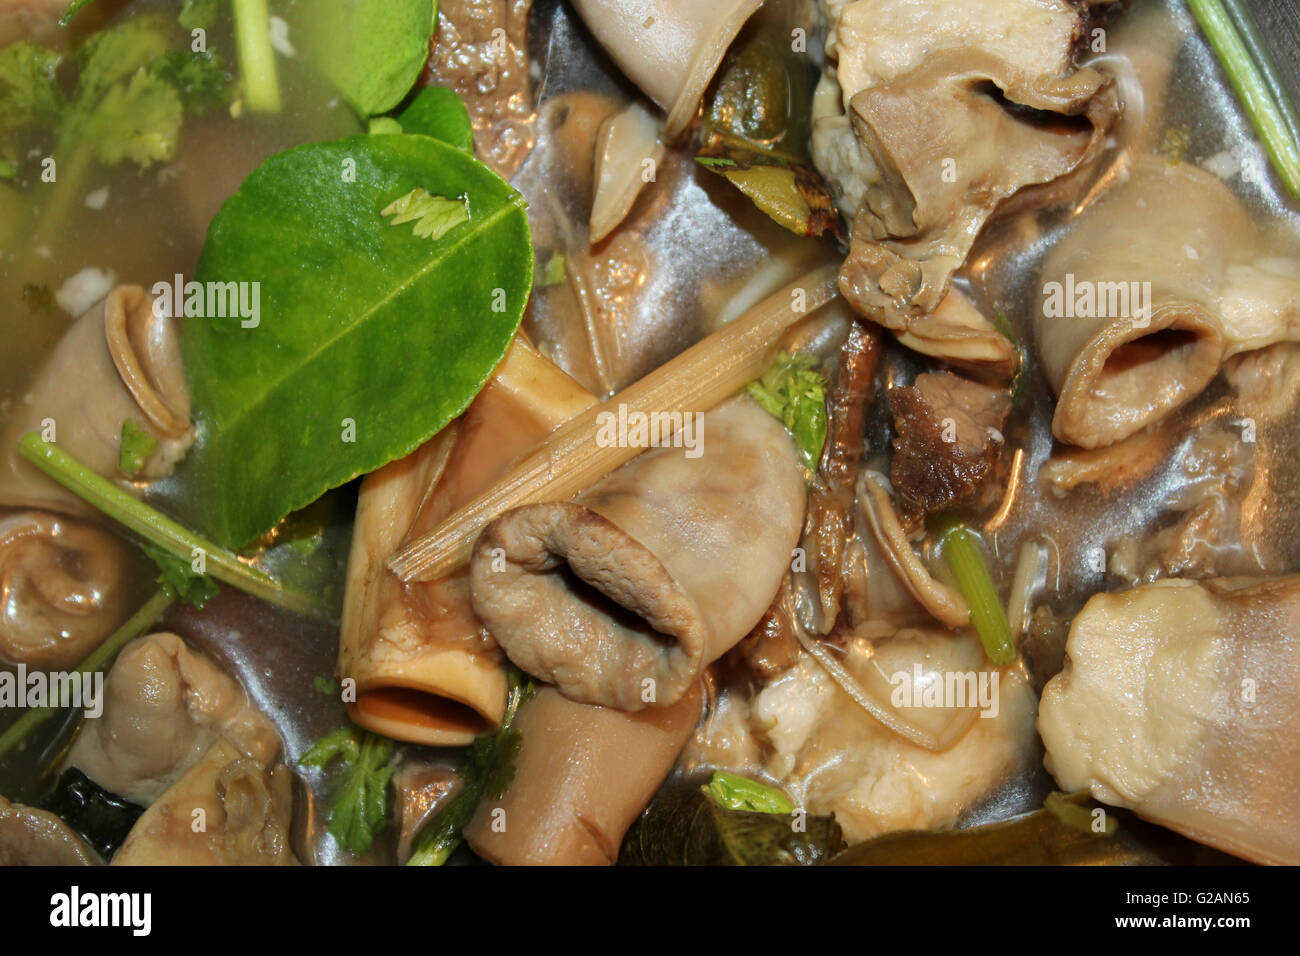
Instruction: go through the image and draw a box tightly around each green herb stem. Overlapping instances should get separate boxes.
[1189,0,1300,197]
[232,0,281,112]
[0,589,173,762]
[57,0,97,27]
[28,142,93,259]
[934,514,1018,667]
[17,434,323,618]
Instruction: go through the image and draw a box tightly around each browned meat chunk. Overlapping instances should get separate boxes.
[889,371,1011,526]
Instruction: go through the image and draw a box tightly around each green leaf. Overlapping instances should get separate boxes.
[695,156,736,168]
[141,541,220,608]
[537,251,565,288]
[118,418,158,475]
[747,351,829,471]
[178,0,221,32]
[180,133,532,548]
[703,770,794,814]
[148,49,232,115]
[313,675,340,696]
[73,17,171,109]
[367,116,403,136]
[381,186,467,240]
[0,41,63,129]
[58,0,98,27]
[397,85,472,153]
[54,18,179,168]
[300,724,396,856]
[83,68,182,166]
[301,0,436,117]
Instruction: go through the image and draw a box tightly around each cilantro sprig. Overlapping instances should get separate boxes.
[747,351,829,472]
[119,419,158,475]
[299,724,397,857]
[141,541,220,608]
[381,186,469,240]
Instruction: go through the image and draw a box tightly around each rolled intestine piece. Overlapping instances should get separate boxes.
[569,0,763,139]
[111,737,298,866]
[463,682,702,865]
[1039,575,1300,865]
[1036,158,1300,449]
[66,631,281,807]
[470,395,806,711]
[0,285,194,514]
[338,337,596,745]
[0,510,128,669]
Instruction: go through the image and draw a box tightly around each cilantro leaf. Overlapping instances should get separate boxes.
[312,675,340,697]
[83,69,182,166]
[747,351,829,471]
[300,724,396,856]
[58,0,98,27]
[119,419,158,475]
[53,19,182,170]
[537,251,566,288]
[380,186,469,240]
[703,770,795,814]
[148,50,231,115]
[0,41,63,129]
[73,17,171,108]
[141,541,220,608]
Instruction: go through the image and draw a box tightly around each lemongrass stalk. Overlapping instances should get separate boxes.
[388,264,840,582]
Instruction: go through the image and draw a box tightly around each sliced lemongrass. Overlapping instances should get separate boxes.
[18,434,323,618]
[388,264,840,583]
[0,588,173,762]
